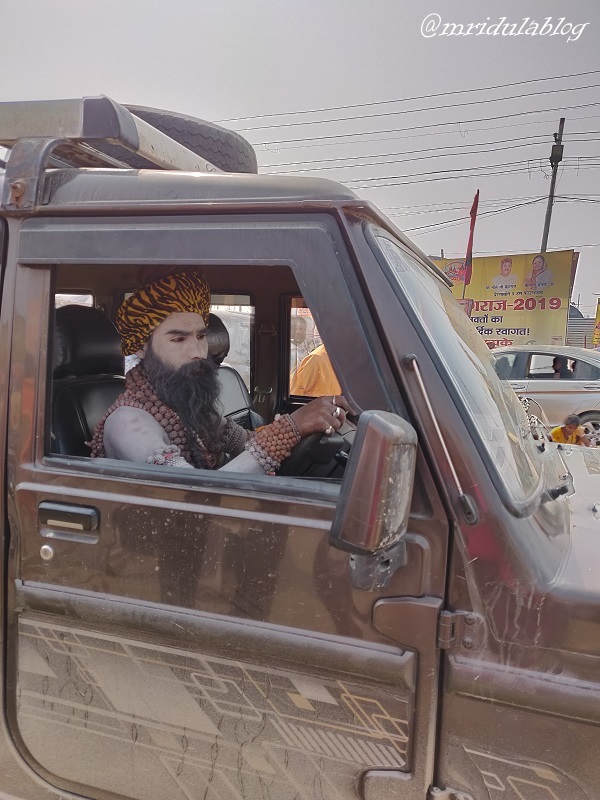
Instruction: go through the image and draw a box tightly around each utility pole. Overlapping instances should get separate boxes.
[540,117,565,253]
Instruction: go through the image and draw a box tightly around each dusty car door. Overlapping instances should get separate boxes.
[506,355,528,395]
[525,351,590,425]
[493,351,529,394]
[570,356,600,417]
[4,212,449,800]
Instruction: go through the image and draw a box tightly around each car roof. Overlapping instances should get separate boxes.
[494,344,600,360]
[0,168,360,210]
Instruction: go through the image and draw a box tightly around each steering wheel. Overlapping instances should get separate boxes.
[278,419,356,477]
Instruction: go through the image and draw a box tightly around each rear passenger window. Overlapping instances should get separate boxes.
[289,299,321,376]
[573,360,600,380]
[528,354,575,379]
[55,292,94,308]
[289,298,341,397]
[528,354,555,378]
[493,353,516,379]
[210,294,253,391]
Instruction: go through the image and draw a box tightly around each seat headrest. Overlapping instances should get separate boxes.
[54,305,124,378]
[494,356,511,380]
[206,313,230,365]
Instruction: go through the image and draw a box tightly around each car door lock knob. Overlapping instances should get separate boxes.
[40,544,55,561]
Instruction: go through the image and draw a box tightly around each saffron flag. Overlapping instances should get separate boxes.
[464,190,479,287]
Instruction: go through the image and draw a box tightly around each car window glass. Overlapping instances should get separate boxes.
[289,298,341,397]
[373,230,543,506]
[572,359,600,380]
[529,354,574,380]
[211,295,253,391]
[55,292,94,308]
[528,354,555,378]
[493,352,517,380]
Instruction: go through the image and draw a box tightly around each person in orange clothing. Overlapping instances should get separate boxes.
[290,343,342,397]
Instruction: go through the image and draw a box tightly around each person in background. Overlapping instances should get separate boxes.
[552,356,572,380]
[290,343,342,397]
[289,315,310,373]
[550,415,591,447]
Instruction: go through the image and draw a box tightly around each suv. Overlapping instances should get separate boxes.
[493,344,600,440]
[1,97,599,800]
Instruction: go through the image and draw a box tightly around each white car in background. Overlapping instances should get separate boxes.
[493,344,600,442]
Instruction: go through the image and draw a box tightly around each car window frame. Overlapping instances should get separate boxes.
[366,225,546,517]
[18,211,399,505]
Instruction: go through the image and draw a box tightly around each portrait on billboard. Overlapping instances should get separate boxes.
[433,250,574,348]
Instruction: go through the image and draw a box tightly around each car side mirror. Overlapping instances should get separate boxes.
[329,410,417,555]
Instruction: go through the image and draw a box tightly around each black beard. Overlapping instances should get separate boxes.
[142,344,223,458]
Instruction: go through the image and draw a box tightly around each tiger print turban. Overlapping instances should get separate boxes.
[115,271,211,355]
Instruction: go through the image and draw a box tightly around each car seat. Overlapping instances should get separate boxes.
[52,305,126,456]
[207,313,265,430]
[494,355,512,380]
[51,308,264,457]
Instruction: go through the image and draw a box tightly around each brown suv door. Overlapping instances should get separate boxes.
[4,212,449,800]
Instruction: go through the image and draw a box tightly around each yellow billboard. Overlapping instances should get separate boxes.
[594,300,600,349]
[433,250,573,348]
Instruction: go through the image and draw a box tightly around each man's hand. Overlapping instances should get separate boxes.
[290,395,354,437]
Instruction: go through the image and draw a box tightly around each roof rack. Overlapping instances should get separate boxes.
[0,95,221,211]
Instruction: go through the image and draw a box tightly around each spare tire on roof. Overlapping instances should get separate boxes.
[94,104,258,174]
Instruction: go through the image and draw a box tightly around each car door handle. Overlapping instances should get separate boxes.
[512,384,527,391]
[584,385,599,390]
[38,501,100,543]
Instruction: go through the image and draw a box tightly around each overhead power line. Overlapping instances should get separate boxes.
[349,162,600,190]
[557,197,600,203]
[262,134,548,171]
[382,194,546,210]
[350,166,536,189]
[345,158,535,185]
[343,156,600,187]
[238,83,600,132]
[383,194,600,217]
[259,130,600,170]
[255,115,600,151]
[263,139,557,175]
[402,198,546,233]
[250,102,600,147]
[218,68,600,123]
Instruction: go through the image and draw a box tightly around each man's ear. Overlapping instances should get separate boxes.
[137,341,148,359]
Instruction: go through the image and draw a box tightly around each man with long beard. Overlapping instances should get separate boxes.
[89,270,350,474]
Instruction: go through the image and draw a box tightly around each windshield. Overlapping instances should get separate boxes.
[372,229,544,509]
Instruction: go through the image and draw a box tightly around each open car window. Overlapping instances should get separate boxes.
[49,263,352,483]
[288,298,341,398]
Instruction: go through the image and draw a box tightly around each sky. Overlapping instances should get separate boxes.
[2,0,599,313]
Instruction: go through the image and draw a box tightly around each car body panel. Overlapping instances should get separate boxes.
[494,344,600,426]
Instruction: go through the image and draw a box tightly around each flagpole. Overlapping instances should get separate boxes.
[463,189,480,299]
